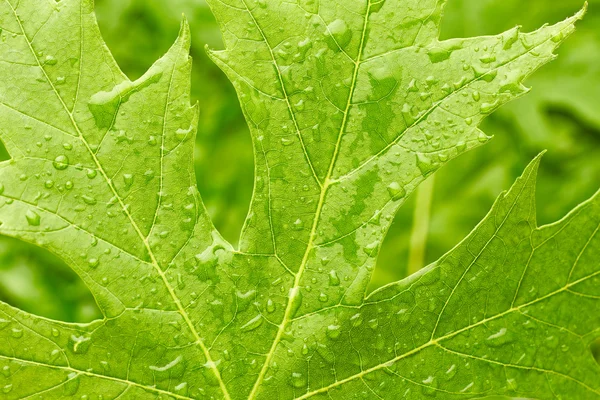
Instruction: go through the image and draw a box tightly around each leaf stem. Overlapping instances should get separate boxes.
[407,174,435,275]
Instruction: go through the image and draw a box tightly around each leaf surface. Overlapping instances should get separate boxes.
[0,0,596,399]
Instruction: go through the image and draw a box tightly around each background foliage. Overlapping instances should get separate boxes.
[0,0,597,331]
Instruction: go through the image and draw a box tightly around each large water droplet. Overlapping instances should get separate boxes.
[63,373,80,396]
[69,334,91,354]
[387,181,406,201]
[149,355,183,372]
[266,299,276,313]
[82,195,97,205]
[240,315,264,332]
[325,19,352,51]
[290,371,307,388]
[328,270,340,286]
[53,155,69,170]
[326,324,341,340]
[416,153,437,177]
[421,375,438,396]
[289,287,303,318]
[25,210,41,226]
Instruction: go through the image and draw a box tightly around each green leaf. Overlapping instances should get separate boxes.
[0,0,596,399]
[403,0,600,282]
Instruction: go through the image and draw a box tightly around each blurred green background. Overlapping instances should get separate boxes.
[0,0,598,330]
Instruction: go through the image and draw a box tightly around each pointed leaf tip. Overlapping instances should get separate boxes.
[177,15,192,51]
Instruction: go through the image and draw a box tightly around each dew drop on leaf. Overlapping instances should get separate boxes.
[387,181,406,201]
[25,210,41,226]
[53,155,69,170]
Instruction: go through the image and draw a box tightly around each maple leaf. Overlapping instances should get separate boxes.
[0,0,596,399]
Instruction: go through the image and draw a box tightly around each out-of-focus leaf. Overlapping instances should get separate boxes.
[375,0,600,287]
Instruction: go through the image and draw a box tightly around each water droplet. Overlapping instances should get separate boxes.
[416,153,437,177]
[328,270,340,286]
[290,372,307,389]
[486,327,514,347]
[82,195,97,205]
[326,324,341,340]
[88,258,99,268]
[44,55,57,65]
[289,287,303,318]
[175,126,193,141]
[364,240,380,256]
[428,47,453,63]
[123,174,134,188]
[446,364,457,379]
[325,19,352,51]
[63,373,80,396]
[350,313,363,327]
[241,315,264,332]
[479,54,496,64]
[174,382,188,395]
[53,155,69,170]
[149,355,183,372]
[25,210,41,226]
[2,384,12,394]
[266,299,276,313]
[318,293,328,302]
[292,219,304,230]
[421,375,438,396]
[202,360,222,386]
[69,334,91,354]
[480,100,499,114]
[367,318,379,330]
[387,181,406,201]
